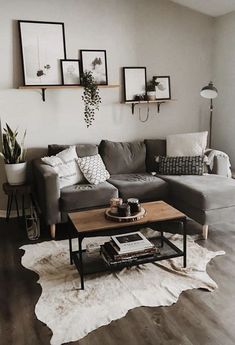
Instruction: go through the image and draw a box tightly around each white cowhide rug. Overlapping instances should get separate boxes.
[20,231,225,345]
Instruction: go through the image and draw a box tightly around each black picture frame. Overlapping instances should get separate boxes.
[61,59,81,86]
[153,76,171,100]
[80,49,108,85]
[123,67,147,102]
[18,20,66,86]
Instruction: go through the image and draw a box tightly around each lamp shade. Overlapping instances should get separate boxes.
[200,82,218,99]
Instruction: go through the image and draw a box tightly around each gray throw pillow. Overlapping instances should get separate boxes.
[48,144,98,157]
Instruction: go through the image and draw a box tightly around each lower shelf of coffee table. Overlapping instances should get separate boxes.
[72,236,184,275]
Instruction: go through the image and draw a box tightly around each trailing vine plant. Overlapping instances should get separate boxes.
[81,71,101,127]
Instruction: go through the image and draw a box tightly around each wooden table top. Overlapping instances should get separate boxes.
[68,201,186,234]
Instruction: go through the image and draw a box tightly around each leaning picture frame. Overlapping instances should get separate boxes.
[123,67,147,102]
[153,76,171,100]
[18,20,66,86]
[61,59,81,85]
[80,50,108,85]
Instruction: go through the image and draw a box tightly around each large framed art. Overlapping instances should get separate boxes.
[18,20,66,86]
[80,50,108,85]
[123,67,147,102]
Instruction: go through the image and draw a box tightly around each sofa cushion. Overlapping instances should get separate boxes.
[48,144,98,157]
[159,174,235,211]
[99,140,146,174]
[108,173,168,201]
[144,139,166,172]
[60,181,118,211]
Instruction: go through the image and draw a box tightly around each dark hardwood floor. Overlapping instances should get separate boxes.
[0,218,235,345]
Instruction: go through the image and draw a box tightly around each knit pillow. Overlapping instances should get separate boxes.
[42,146,85,188]
[158,155,204,175]
[77,154,110,185]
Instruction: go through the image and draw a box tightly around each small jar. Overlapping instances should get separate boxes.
[110,197,123,214]
[118,203,131,217]
[127,198,141,214]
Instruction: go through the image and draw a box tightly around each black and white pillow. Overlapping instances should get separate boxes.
[158,155,204,175]
[77,154,110,185]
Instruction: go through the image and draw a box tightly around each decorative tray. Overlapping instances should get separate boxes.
[105,207,146,223]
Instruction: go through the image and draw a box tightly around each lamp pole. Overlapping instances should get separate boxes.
[200,82,218,148]
[209,98,213,148]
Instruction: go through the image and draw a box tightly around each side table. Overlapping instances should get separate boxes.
[2,183,32,221]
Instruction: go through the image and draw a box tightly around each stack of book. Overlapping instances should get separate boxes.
[101,231,159,267]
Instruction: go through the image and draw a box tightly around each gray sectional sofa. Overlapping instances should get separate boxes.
[32,139,235,239]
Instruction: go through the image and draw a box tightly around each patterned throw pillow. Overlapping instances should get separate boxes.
[158,156,204,175]
[77,154,110,185]
[42,146,85,188]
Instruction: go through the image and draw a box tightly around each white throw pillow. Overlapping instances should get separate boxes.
[77,154,110,185]
[166,131,208,157]
[42,146,85,188]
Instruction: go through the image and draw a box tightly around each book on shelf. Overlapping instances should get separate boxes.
[111,231,154,254]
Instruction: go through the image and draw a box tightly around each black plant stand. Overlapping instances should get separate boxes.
[3,183,33,221]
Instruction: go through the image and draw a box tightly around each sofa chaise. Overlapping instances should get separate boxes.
[32,139,235,239]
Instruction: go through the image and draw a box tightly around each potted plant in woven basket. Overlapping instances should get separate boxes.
[81,71,102,127]
[0,123,27,185]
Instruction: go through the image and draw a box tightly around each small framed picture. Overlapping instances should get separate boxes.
[18,20,66,86]
[154,76,171,100]
[123,67,147,102]
[80,50,108,85]
[61,59,81,85]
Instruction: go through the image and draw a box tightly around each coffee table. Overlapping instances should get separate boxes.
[68,201,187,290]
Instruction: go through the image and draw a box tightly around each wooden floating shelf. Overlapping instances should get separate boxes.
[125,99,177,114]
[19,84,120,101]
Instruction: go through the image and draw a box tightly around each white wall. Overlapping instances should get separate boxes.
[213,11,235,167]
[0,0,213,210]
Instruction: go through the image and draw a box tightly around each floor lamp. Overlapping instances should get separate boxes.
[200,82,218,148]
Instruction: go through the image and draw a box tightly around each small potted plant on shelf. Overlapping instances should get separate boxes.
[0,123,27,185]
[146,77,159,101]
[81,71,102,128]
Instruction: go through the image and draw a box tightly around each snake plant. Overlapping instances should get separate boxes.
[0,123,26,164]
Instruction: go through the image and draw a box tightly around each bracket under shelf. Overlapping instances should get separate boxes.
[125,99,176,115]
[19,84,120,102]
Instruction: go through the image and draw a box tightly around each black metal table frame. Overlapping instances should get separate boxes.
[68,216,187,290]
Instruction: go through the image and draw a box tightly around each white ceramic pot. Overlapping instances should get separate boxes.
[5,162,27,185]
[147,91,156,101]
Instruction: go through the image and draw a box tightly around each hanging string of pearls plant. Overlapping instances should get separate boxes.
[81,71,101,127]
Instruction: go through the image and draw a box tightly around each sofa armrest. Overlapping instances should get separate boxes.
[32,159,61,225]
[205,149,232,177]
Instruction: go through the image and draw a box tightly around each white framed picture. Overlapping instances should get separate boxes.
[80,50,108,85]
[123,67,147,102]
[154,76,171,100]
[18,20,66,86]
[61,60,81,85]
